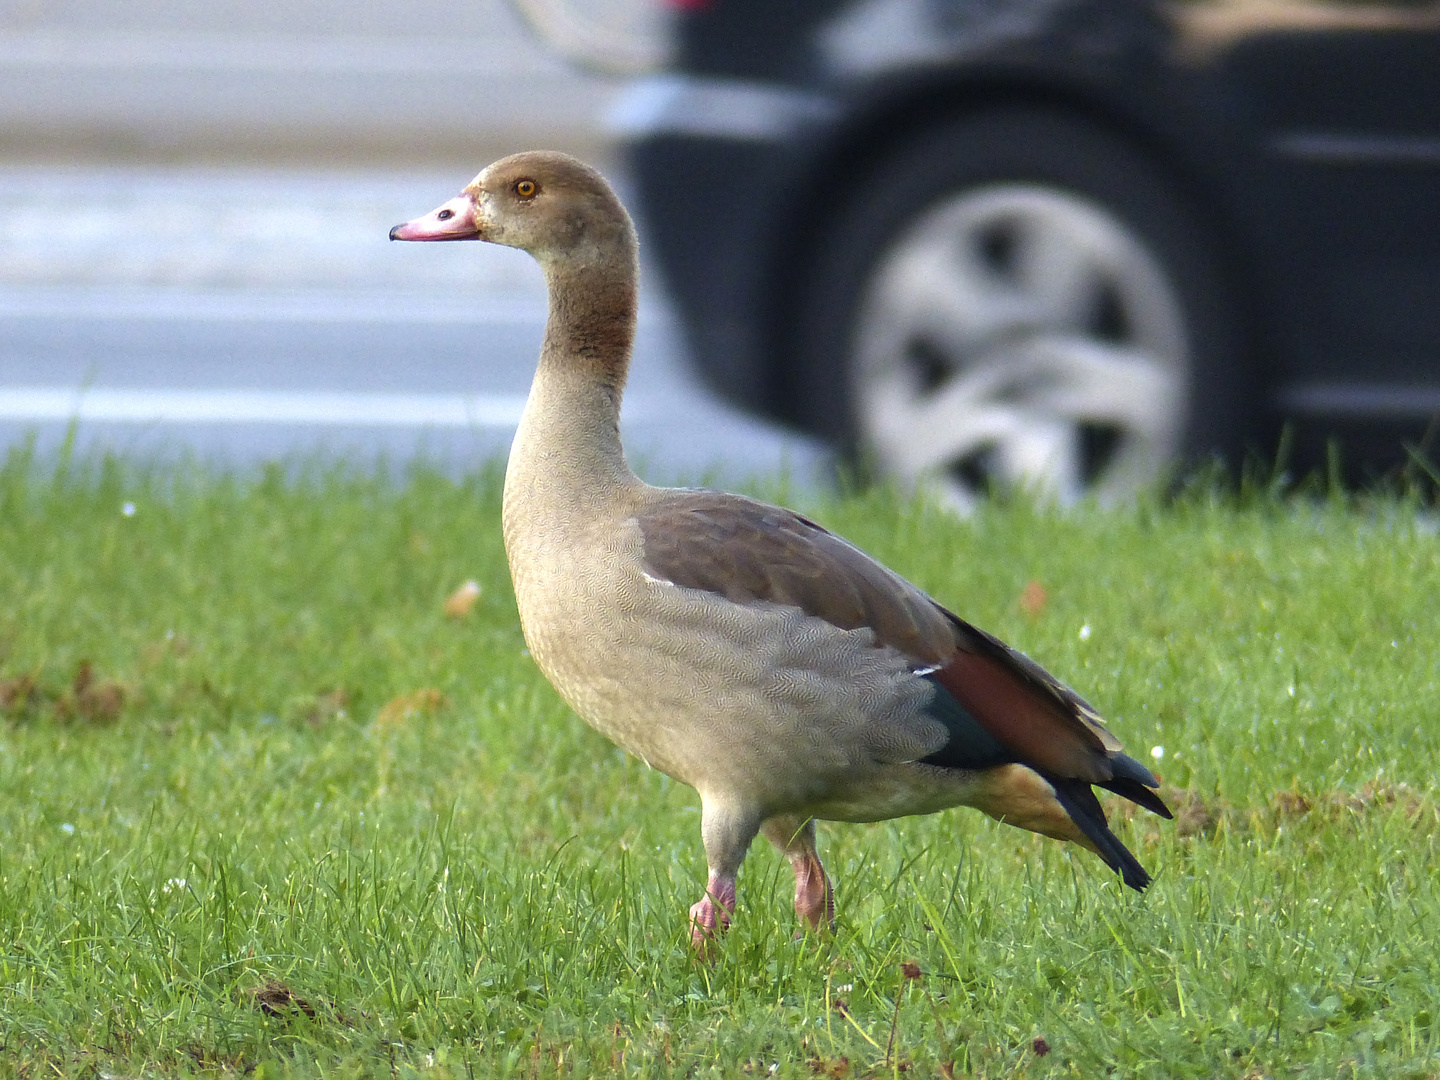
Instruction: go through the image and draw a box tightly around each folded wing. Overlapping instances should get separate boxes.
[636,490,1170,890]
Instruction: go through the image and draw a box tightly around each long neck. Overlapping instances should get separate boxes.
[540,257,637,400]
[504,248,642,525]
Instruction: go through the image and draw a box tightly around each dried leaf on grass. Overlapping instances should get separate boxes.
[1170,788,1220,838]
[54,661,127,724]
[247,980,317,1020]
[1272,780,1429,821]
[1116,785,1224,838]
[0,674,37,714]
[1114,779,1435,843]
[444,580,482,618]
[376,688,447,726]
[1018,580,1048,618]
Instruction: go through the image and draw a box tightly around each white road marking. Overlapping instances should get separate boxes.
[0,387,535,428]
[0,30,552,76]
[0,288,680,326]
[0,288,550,324]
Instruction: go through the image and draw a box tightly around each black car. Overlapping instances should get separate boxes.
[603,0,1440,507]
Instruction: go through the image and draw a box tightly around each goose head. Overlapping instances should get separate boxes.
[389,151,634,269]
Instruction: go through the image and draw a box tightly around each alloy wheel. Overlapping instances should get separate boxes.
[851,184,1189,512]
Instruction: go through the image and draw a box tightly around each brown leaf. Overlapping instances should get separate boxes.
[376,688,447,726]
[1273,790,1311,817]
[444,580,482,619]
[1273,780,1427,821]
[54,662,126,724]
[1116,784,1223,838]
[1032,1036,1051,1057]
[900,960,922,981]
[1018,580,1048,618]
[1173,790,1217,837]
[247,980,316,1020]
[0,674,37,713]
[1355,780,1425,815]
[76,680,126,723]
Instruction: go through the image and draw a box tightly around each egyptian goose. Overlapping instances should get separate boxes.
[391,152,1172,952]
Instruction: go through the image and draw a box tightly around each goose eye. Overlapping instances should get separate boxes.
[515,179,538,198]
[437,209,454,220]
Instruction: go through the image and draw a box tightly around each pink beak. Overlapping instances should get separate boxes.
[389,195,482,241]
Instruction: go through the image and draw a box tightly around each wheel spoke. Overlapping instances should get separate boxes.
[1011,204,1101,328]
[994,418,1084,504]
[865,340,1179,500]
[868,365,1025,475]
[1012,336,1182,434]
[869,232,1002,358]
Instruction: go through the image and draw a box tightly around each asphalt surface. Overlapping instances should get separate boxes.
[0,0,614,164]
[0,1,827,486]
[0,166,828,486]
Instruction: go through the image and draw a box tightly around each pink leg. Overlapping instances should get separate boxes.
[689,800,759,959]
[763,817,834,932]
[689,872,737,954]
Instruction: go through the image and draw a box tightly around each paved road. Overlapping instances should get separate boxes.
[0,167,828,486]
[0,2,827,486]
[0,0,613,164]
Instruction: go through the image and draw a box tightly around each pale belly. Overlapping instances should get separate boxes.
[510,544,955,816]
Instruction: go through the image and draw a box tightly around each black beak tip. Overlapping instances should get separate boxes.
[388,224,402,241]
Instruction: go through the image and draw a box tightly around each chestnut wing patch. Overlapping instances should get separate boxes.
[951,617,1121,752]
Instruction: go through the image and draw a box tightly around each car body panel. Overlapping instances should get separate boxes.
[620,0,1440,471]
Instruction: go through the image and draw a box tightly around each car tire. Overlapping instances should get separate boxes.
[790,108,1257,510]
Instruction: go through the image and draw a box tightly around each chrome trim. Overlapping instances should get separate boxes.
[606,74,838,142]
[1273,132,1440,166]
[1277,384,1440,418]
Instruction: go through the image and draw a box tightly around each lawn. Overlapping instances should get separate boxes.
[0,445,1437,1078]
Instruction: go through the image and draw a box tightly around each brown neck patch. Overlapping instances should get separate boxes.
[541,254,639,395]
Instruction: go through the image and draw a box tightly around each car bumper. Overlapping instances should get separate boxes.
[612,75,839,420]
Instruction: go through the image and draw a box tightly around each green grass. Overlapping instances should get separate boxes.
[1,445,1438,1078]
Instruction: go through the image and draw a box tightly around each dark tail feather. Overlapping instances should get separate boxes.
[1048,777,1153,892]
[1099,776,1174,819]
[1099,752,1172,819]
